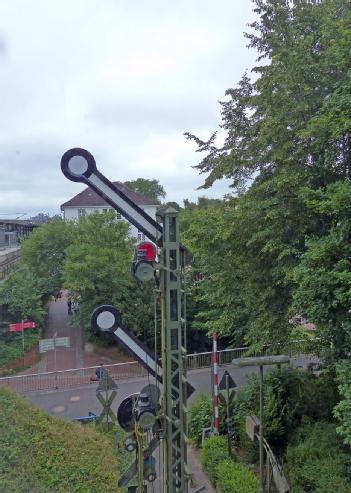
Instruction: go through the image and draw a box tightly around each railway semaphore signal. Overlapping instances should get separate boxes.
[62,148,191,493]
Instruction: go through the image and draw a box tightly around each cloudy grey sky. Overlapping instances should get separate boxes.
[0,1,258,217]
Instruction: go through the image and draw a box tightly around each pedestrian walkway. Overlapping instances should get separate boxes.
[188,444,216,493]
[23,293,119,375]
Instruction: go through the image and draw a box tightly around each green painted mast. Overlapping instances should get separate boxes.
[158,207,188,493]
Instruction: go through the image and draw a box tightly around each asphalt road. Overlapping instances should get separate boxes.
[24,355,317,419]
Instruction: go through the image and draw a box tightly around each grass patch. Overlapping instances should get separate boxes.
[0,387,122,492]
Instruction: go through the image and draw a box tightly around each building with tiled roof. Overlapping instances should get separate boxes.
[60,182,158,242]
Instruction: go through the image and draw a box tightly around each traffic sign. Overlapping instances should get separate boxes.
[96,369,118,430]
[9,321,36,332]
[96,371,118,392]
[39,337,70,353]
[218,371,237,391]
[61,148,163,243]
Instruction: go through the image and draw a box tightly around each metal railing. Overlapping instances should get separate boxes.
[185,347,250,369]
[0,344,313,394]
[0,361,148,394]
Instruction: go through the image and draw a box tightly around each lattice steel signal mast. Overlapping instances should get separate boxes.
[158,207,188,492]
[61,148,189,493]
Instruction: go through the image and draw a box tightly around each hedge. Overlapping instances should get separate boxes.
[200,435,229,486]
[216,460,259,493]
[188,394,212,447]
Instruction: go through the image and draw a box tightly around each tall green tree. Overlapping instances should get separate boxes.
[184,0,351,349]
[0,264,45,325]
[124,178,166,204]
[21,218,73,298]
[292,182,351,360]
[63,211,155,340]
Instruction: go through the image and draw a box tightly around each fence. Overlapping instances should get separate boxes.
[0,360,148,394]
[0,344,313,394]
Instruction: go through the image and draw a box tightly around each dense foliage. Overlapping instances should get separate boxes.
[21,218,73,299]
[193,368,350,491]
[200,435,229,486]
[200,435,259,493]
[0,387,121,493]
[0,212,157,353]
[334,360,351,446]
[183,0,351,357]
[231,367,338,457]
[216,460,259,493]
[286,421,351,492]
[187,394,213,447]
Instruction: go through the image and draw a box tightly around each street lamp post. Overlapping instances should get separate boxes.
[232,355,290,493]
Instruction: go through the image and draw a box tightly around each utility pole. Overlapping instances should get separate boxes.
[61,148,191,492]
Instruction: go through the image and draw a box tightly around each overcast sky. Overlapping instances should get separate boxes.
[0,1,258,217]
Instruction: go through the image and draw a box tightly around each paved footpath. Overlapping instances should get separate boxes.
[24,293,118,375]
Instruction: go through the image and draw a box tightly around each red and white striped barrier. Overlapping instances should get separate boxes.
[212,332,219,433]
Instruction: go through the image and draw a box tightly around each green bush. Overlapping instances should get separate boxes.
[200,435,229,486]
[188,394,212,447]
[286,421,351,492]
[231,367,338,457]
[334,360,351,445]
[216,460,259,493]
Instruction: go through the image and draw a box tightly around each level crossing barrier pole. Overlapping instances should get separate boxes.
[212,332,219,434]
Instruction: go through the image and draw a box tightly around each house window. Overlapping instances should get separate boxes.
[103,208,108,213]
[78,208,86,218]
[138,231,145,242]
[116,212,122,220]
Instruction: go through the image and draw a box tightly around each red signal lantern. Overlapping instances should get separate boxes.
[136,242,156,262]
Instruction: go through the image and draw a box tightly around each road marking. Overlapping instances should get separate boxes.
[70,395,81,402]
[52,405,65,413]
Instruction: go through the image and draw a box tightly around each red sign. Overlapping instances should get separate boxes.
[9,321,36,332]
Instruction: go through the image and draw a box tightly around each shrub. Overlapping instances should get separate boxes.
[216,460,259,493]
[200,435,229,486]
[286,421,351,492]
[188,394,212,447]
[334,360,351,445]
[231,367,338,457]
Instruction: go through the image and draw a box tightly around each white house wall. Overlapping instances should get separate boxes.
[62,205,158,242]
